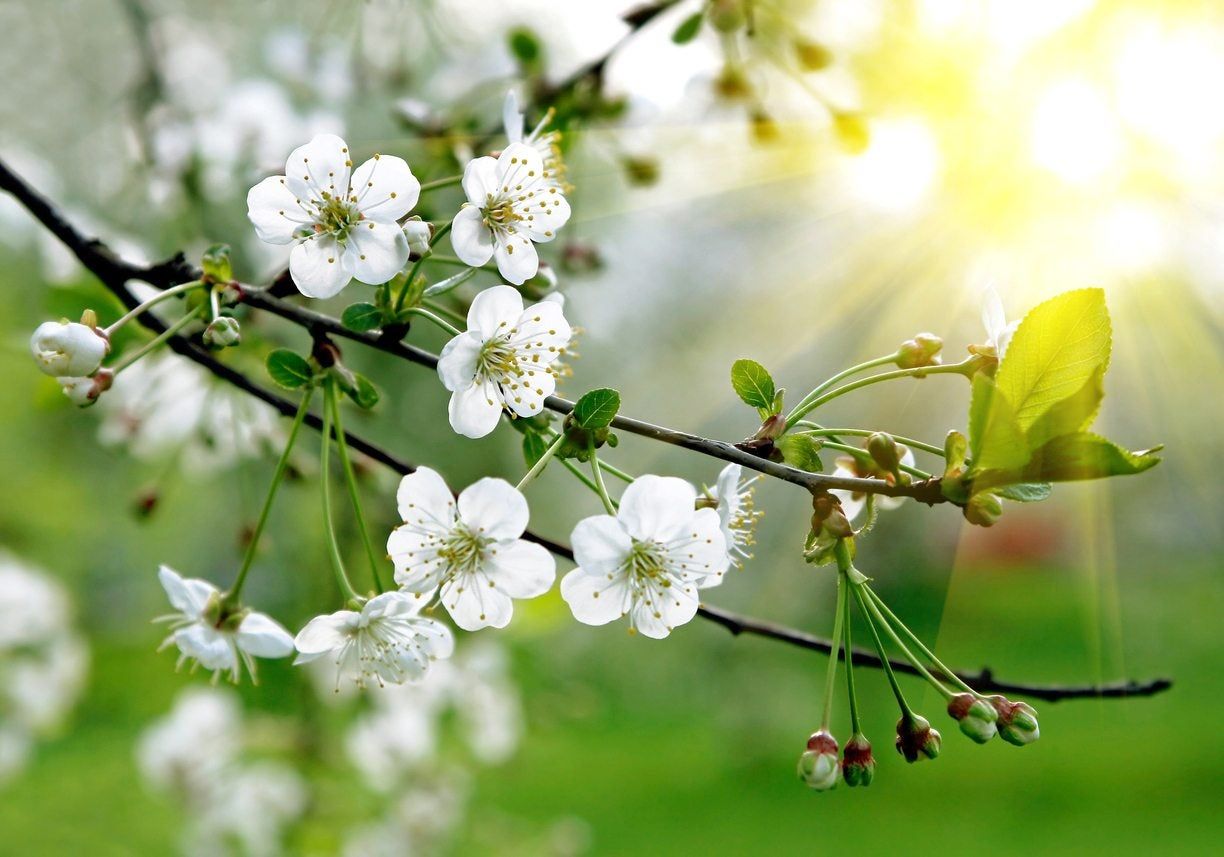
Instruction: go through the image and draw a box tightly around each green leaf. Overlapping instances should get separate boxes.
[266,350,313,389]
[1024,365,1105,451]
[422,267,477,298]
[572,388,621,429]
[996,482,1053,502]
[777,434,823,472]
[1022,433,1161,482]
[508,27,542,66]
[730,359,776,412]
[200,243,232,283]
[341,303,384,332]
[523,432,549,467]
[345,372,381,409]
[994,288,1112,432]
[672,11,703,43]
[968,374,1028,473]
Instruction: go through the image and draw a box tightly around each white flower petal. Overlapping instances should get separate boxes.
[487,540,555,598]
[437,331,483,392]
[395,466,456,525]
[174,625,236,672]
[158,565,216,618]
[451,205,495,268]
[466,285,524,336]
[457,478,529,540]
[503,90,525,143]
[345,220,409,284]
[414,617,454,659]
[617,475,699,543]
[502,368,555,417]
[289,235,351,298]
[246,176,310,244]
[570,515,632,577]
[294,611,355,657]
[448,380,504,438]
[351,154,420,222]
[519,191,570,243]
[560,568,630,626]
[441,577,513,631]
[492,234,539,285]
[630,587,699,639]
[461,156,500,205]
[494,143,545,187]
[235,612,295,658]
[669,507,729,587]
[284,133,352,203]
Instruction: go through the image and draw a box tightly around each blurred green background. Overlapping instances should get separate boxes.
[2,0,1223,854]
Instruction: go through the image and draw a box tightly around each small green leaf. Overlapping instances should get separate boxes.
[508,27,542,66]
[572,388,621,429]
[266,350,313,389]
[968,374,1028,473]
[422,267,477,298]
[200,243,232,283]
[1022,433,1161,482]
[777,434,823,472]
[523,432,549,467]
[994,288,1112,432]
[345,372,381,409]
[341,303,384,332]
[672,11,703,43]
[730,359,776,412]
[996,482,1053,502]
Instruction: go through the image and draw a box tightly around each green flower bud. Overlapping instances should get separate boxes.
[798,730,840,791]
[867,432,901,473]
[989,696,1040,746]
[947,693,998,743]
[895,714,941,763]
[203,316,241,349]
[841,733,875,787]
[896,333,943,368]
[963,492,1003,527]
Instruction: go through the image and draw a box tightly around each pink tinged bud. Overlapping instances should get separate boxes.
[58,368,113,408]
[947,693,998,744]
[895,715,942,763]
[798,730,840,791]
[31,320,110,378]
[989,696,1040,746]
[841,734,875,787]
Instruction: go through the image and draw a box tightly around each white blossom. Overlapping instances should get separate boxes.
[402,217,432,256]
[436,285,572,438]
[136,687,242,799]
[57,370,112,408]
[195,761,307,857]
[387,467,555,631]
[156,566,294,683]
[30,320,108,377]
[982,285,1019,360]
[707,464,762,568]
[247,133,420,298]
[293,591,454,689]
[830,446,916,522]
[451,142,570,284]
[561,475,729,639]
[502,90,567,190]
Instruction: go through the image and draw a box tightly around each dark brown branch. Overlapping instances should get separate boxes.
[0,160,1171,705]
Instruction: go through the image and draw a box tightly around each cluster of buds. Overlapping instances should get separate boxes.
[947,692,999,743]
[797,730,840,791]
[895,332,943,369]
[203,316,241,349]
[895,714,942,763]
[30,311,112,408]
[989,696,1040,745]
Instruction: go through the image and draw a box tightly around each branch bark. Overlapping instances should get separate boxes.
[0,158,1172,704]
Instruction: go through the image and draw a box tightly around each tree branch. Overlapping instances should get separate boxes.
[0,159,1171,704]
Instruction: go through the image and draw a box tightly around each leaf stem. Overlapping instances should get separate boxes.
[329,383,387,593]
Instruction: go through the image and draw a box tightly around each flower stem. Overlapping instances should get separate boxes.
[104,280,203,335]
[418,175,463,192]
[598,458,635,484]
[793,424,946,458]
[112,307,204,374]
[785,358,977,429]
[850,582,913,719]
[589,440,617,515]
[857,583,953,699]
[517,432,566,491]
[420,299,467,327]
[865,586,977,695]
[785,354,898,425]
[320,381,360,602]
[843,572,862,735]
[395,219,455,314]
[224,386,314,603]
[208,286,222,321]
[329,383,387,594]
[404,307,462,337]
[820,570,847,730]
[812,439,932,479]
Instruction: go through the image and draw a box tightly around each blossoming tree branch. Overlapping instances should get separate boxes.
[2,59,1170,793]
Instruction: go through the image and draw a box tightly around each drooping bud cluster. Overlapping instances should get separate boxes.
[895,714,941,763]
[947,692,999,743]
[841,733,875,787]
[989,696,1040,746]
[896,332,943,369]
[797,730,840,791]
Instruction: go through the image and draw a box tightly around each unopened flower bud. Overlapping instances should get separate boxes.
[841,733,875,787]
[822,507,854,539]
[526,262,559,293]
[797,730,840,791]
[203,316,241,348]
[896,714,941,763]
[963,492,1003,527]
[31,320,109,377]
[402,218,432,256]
[867,432,901,474]
[989,696,1040,746]
[947,693,998,743]
[896,333,943,369]
[58,368,113,408]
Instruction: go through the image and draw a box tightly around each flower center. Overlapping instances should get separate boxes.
[476,333,522,382]
[481,196,521,231]
[437,524,490,577]
[314,193,361,239]
[623,539,670,588]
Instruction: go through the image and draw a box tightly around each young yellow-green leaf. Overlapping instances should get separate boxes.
[200,243,232,284]
[266,350,313,389]
[672,11,703,43]
[1024,365,1105,450]
[968,374,1029,473]
[777,434,823,472]
[996,482,1053,502]
[572,388,620,429]
[730,359,776,412]
[1023,433,1161,482]
[345,372,380,409]
[994,288,1112,432]
[341,302,384,332]
[422,267,477,298]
